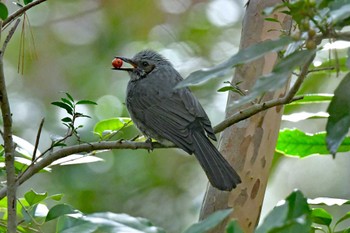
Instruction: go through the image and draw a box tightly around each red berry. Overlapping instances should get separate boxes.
[112,58,123,68]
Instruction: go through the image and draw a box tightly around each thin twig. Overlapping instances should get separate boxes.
[214,52,315,133]
[32,118,45,161]
[3,0,47,28]
[308,67,335,73]
[1,19,20,55]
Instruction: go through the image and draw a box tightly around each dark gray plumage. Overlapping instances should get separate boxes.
[112,50,241,191]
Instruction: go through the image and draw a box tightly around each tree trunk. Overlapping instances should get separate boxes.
[199,1,292,232]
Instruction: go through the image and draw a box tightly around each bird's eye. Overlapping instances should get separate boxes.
[142,61,149,66]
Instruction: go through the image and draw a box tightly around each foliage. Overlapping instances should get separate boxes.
[0,0,349,232]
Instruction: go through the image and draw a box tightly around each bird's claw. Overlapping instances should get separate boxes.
[145,137,154,152]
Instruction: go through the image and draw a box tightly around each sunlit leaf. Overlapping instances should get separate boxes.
[48,194,64,201]
[24,189,48,206]
[329,4,350,24]
[287,94,333,105]
[326,72,350,155]
[183,209,232,233]
[0,3,8,20]
[93,117,133,138]
[14,157,51,172]
[49,154,104,166]
[308,197,350,206]
[256,190,311,233]
[277,129,350,157]
[56,212,166,233]
[176,36,293,88]
[311,208,332,226]
[282,112,328,122]
[13,135,38,159]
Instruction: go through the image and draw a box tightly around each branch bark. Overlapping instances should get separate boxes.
[0,20,17,232]
[3,0,47,28]
[199,1,294,232]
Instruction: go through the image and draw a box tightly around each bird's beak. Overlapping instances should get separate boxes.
[112,56,137,71]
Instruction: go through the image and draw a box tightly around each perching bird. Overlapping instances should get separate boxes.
[112,50,241,191]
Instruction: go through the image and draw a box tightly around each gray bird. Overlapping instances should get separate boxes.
[112,50,241,191]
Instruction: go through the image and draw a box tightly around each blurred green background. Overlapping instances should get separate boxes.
[4,0,244,232]
[3,0,350,232]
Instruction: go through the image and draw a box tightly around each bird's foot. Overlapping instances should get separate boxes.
[145,137,154,152]
[130,134,140,141]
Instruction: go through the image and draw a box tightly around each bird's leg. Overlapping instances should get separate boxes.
[145,137,154,152]
[130,134,140,141]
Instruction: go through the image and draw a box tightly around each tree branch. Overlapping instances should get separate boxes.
[0,20,17,232]
[3,0,47,28]
[1,19,20,54]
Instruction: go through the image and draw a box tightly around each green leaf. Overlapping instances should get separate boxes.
[61,98,74,107]
[329,4,350,24]
[235,50,316,106]
[23,0,34,5]
[0,3,8,20]
[45,204,78,222]
[265,17,280,23]
[217,86,245,95]
[51,101,73,115]
[311,208,332,226]
[256,190,312,233]
[61,117,72,123]
[57,212,166,233]
[14,157,51,172]
[225,220,243,233]
[24,189,48,206]
[176,36,293,88]
[335,211,350,230]
[57,215,98,233]
[326,72,350,156]
[347,48,350,69]
[276,129,350,157]
[217,86,236,92]
[183,209,232,233]
[65,92,74,102]
[48,193,64,201]
[287,94,333,105]
[76,100,97,105]
[93,117,133,138]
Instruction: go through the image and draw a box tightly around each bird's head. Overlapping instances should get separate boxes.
[112,50,171,81]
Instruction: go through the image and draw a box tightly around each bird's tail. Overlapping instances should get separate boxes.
[191,130,241,191]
